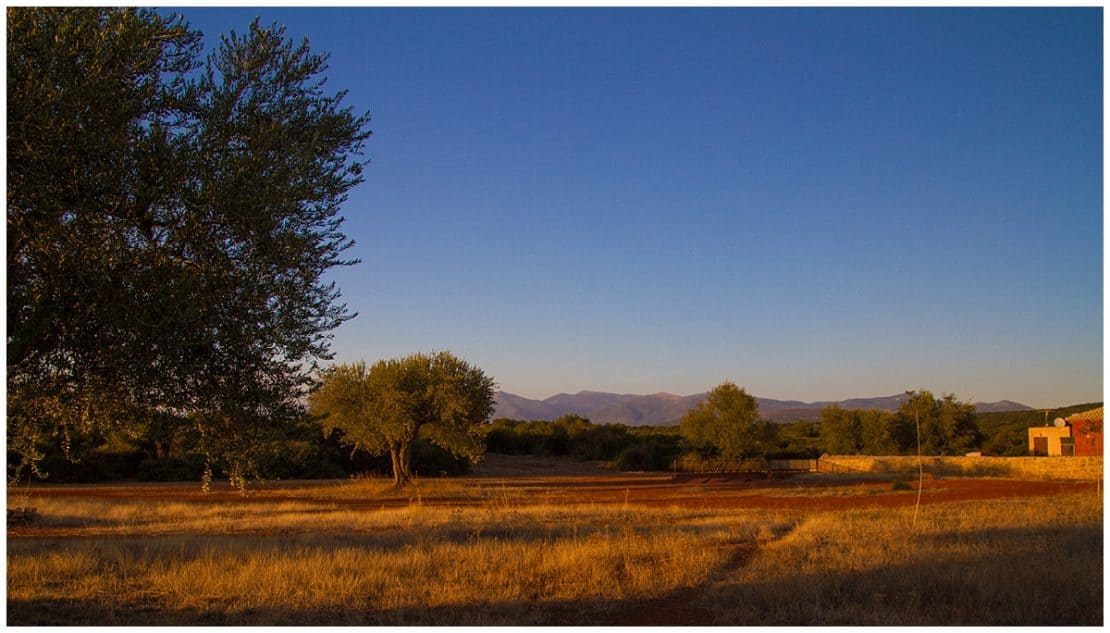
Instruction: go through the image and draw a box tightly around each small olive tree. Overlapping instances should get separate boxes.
[680,381,773,469]
[308,352,496,488]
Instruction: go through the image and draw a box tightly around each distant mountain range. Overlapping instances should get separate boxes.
[493,390,1032,426]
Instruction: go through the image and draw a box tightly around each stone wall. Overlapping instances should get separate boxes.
[818,454,1103,481]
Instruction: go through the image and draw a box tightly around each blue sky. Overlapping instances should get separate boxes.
[178,8,1102,408]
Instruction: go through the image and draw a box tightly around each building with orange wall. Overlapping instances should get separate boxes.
[1066,407,1102,457]
[1028,407,1102,456]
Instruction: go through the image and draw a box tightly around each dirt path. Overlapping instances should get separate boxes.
[590,540,759,626]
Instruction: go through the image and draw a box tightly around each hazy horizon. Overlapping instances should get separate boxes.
[178,8,1103,410]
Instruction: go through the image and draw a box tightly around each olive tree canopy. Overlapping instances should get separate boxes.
[894,390,981,456]
[680,382,773,466]
[7,8,371,484]
[308,352,496,488]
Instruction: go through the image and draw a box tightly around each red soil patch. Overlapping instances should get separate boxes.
[10,474,1096,536]
[466,476,1096,512]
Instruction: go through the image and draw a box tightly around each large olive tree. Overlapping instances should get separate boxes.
[309,352,496,488]
[7,8,371,484]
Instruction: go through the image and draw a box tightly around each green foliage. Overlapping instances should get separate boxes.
[767,419,822,459]
[893,391,981,456]
[804,399,1100,458]
[572,423,633,461]
[136,455,209,482]
[815,393,979,457]
[614,444,651,471]
[817,406,898,455]
[484,419,538,455]
[483,418,680,470]
[14,413,471,483]
[858,409,897,455]
[7,8,371,486]
[308,352,496,488]
[409,440,474,477]
[679,382,771,463]
[485,417,622,460]
[820,405,864,454]
[615,431,683,471]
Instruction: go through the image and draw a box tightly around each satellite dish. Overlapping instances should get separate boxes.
[1054,418,1067,428]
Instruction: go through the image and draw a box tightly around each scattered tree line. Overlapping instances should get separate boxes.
[485,416,683,471]
[21,374,1093,486]
[16,418,477,486]
[483,384,1095,471]
[818,390,980,457]
[10,380,753,485]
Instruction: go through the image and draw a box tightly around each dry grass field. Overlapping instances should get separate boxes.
[7,463,1102,625]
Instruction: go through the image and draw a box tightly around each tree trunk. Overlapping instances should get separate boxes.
[390,442,414,489]
[389,445,402,488]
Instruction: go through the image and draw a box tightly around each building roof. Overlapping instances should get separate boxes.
[1066,407,1103,426]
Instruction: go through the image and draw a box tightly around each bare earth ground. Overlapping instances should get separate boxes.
[9,462,1096,536]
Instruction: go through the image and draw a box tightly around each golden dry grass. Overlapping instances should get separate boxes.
[9,501,751,625]
[7,477,1103,625]
[700,494,1103,625]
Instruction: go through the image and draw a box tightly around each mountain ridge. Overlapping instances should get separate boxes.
[493,390,1033,426]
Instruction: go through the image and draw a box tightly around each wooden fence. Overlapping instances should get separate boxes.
[672,456,819,475]
[767,458,819,472]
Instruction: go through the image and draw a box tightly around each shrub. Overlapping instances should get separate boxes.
[410,440,471,477]
[137,455,207,482]
[616,445,651,471]
[736,457,770,472]
[7,507,38,526]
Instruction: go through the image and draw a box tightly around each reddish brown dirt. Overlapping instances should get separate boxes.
[9,473,1096,539]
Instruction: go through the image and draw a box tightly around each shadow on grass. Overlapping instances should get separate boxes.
[9,515,755,563]
[7,596,625,626]
[7,519,769,626]
[12,521,1101,626]
[700,523,1103,626]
